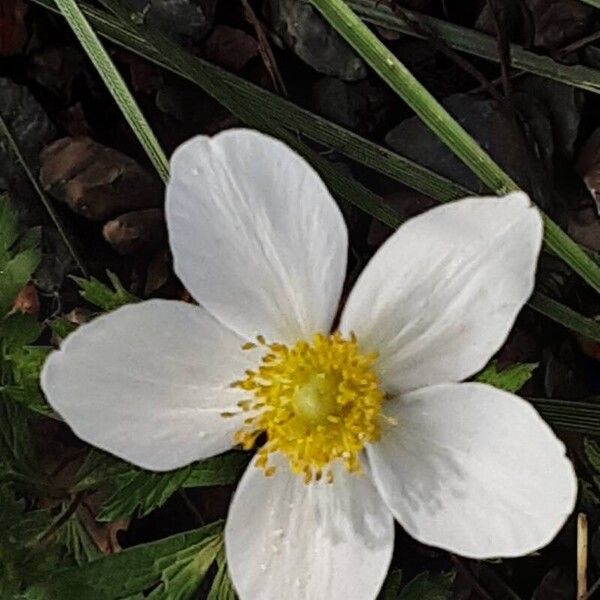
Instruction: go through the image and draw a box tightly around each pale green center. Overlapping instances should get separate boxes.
[292,373,339,424]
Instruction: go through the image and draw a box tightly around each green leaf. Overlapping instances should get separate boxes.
[60,515,101,565]
[398,571,455,600]
[75,451,248,521]
[0,193,20,253]
[4,346,54,418]
[0,196,41,316]
[0,314,43,350]
[474,361,537,393]
[74,271,139,311]
[0,487,62,596]
[378,569,402,600]
[0,247,41,317]
[0,396,38,485]
[149,534,222,600]
[48,316,79,341]
[38,522,223,600]
[207,549,236,600]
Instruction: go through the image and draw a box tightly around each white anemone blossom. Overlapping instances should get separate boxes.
[42,129,576,599]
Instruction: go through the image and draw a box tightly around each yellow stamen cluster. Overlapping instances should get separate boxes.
[230,332,384,483]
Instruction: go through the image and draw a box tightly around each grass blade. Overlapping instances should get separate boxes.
[53,0,169,183]
[30,0,470,205]
[31,0,600,341]
[309,0,517,194]
[307,0,600,294]
[0,114,88,276]
[529,292,600,342]
[530,399,600,436]
[348,0,600,95]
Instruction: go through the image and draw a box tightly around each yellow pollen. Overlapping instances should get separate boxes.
[230,332,383,483]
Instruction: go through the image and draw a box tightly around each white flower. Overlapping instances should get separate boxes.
[41,129,576,600]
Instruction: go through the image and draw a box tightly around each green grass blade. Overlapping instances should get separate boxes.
[529,292,600,342]
[31,0,599,342]
[31,0,469,204]
[579,0,600,8]
[307,0,600,294]
[53,0,169,183]
[542,216,600,294]
[0,114,88,277]
[530,399,600,435]
[309,0,517,194]
[348,0,600,95]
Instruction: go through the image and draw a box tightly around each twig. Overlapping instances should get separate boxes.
[240,0,287,96]
[559,30,600,58]
[578,513,589,600]
[178,489,205,525]
[0,115,89,277]
[485,0,513,102]
[469,70,527,94]
[584,577,600,600]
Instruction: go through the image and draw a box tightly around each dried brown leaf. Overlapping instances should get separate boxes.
[40,137,163,221]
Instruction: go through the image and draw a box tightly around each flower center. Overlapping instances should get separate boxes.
[230,332,384,483]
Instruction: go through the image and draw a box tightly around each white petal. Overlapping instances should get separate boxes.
[340,193,543,393]
[41,300,254,471]
[368,383,577,558]
[225,455,393,600]
[166,129,348,344]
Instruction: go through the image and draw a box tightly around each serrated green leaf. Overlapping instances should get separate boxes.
[3,346,54,418]
[585,437,600,469]
[0,396,38,485]
[48,315,79,341]
[60,515,101,565]
[75,451,248,522]
[0,487,62,596]
[74,271,139,311]
[184,452,249,488]
[97,464,194,522]
[398,571,455,600]
[0,247,41,317]
[207,549,236,600]
[149,534,222,600]
[37,522,223,600]
[474,361,538,393]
